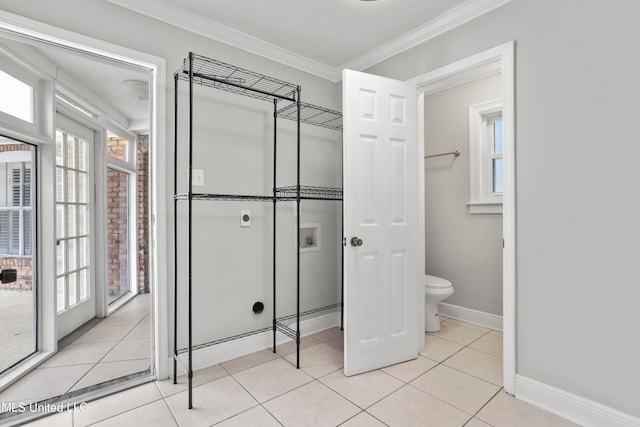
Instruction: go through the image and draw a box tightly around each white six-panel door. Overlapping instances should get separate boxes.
[343,69,419,376]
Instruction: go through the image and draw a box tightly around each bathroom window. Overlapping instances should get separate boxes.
[468,99,503,214]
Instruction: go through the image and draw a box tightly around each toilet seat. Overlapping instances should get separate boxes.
[424,274,452,289]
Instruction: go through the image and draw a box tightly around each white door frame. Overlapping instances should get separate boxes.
[0,10,169,380]
[408,41,516,394]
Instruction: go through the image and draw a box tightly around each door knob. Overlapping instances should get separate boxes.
[350,237,363,247]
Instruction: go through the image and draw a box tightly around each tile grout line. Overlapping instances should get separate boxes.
[462,387,503,427]
[64,304,151,394]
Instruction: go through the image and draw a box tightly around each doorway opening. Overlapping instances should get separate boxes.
[410,41,515,394]
[0,11,167,422]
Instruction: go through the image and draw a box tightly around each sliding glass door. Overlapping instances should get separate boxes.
[0,137,36,373]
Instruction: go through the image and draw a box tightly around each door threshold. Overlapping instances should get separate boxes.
[0,370,155,426]
[107,291,138,315]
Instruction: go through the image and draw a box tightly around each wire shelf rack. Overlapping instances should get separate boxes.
[276,185,343,201]
[175,53,299,103]
[277,102,342,131]
[174,193,274,202]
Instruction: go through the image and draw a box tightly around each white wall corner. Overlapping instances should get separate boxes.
[515,375,640,427]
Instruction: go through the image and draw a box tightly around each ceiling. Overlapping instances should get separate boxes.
[105,0,509,81]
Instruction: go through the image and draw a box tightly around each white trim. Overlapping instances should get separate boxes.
[438,302,503,331]
[468,202,502,214]
[171,312,340,373]
[515,375,640,427]
[411,41,516,394]
[344,0,512,76]
[416,93,426,353]
[102,0,511,82]
[102,0,337,81]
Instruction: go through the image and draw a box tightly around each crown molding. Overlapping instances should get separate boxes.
[103,0,338,81]
[105,0,511,83]
[342,0,512,76]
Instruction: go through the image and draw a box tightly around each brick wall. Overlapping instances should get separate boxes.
[106,135,149,295]
[137,135,149,293]
[107,167,129,298]
[0,258,32,291]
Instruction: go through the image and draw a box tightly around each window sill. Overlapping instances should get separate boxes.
[468,202,503,214]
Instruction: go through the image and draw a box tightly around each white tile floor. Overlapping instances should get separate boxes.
[0,294,151,407]
[20,316,578,426]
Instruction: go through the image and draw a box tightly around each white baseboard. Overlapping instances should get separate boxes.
[170,311,341,375]
[438,302,503,331]
[515,375,640,427]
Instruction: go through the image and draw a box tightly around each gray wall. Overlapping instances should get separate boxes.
[424,74,502,316]
[366,0,640,418]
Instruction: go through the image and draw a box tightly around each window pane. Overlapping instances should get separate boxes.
[0,211,8,253]
[10,164,21,207]
[9,211,19,254]
[67,205,76,237]
[56,131,64,166]
[77,172,87,204]
[78,236,88,268]
[79,268,88,301]
[68,272,77,306]
[0,164,6,208]
[24,165,31,207]
[66,137,76,169]
[56,169,65,202]
[78,139,88,172]
[57,277,66,312]
[56,205,65,238]
[0,69,34,123]
[67,170,76,203]
[78,205,88,236]
[57,240,66,274]
[493,120,503,154]
[107,132,129,162]
[68,238,77,271]
[23,209,32,256]
[493,158,504,193]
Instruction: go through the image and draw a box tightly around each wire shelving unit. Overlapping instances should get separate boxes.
[173,52,343,409]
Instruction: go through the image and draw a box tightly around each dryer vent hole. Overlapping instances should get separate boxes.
[252,302,264,314]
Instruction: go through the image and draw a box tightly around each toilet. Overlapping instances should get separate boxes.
[424,274,454,332]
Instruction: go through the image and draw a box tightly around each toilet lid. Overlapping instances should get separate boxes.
[424,274,452,289]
